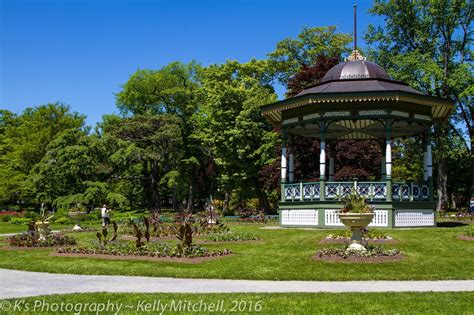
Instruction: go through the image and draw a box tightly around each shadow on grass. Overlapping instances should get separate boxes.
[436,221,469,228]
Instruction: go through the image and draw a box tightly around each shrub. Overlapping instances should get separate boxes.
[317,244,400,259]
[10,218,31,225]
[464,226,474,237]
[1,215,12,222]
[57,242,231,258]
[327,228,390,240]
[54,217,71,225]
[8,233,76,247]
[206,231,258,242]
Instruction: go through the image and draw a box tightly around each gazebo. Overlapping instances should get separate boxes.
[262,50,454,228]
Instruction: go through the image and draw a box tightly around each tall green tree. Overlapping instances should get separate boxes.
[268,25,352,85]
[108,114,183,212]
[116,62,204,211]
[196,60,278,212]
[0,103,85,206]
[366,0,473,209]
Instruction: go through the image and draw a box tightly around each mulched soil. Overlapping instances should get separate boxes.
[50,252,233,264]
[121,235,260,244]
[457,235,474,241]
[319,238,398,245]
[0,245,74,251]
[121,235,176,242]
[312,253,404,263]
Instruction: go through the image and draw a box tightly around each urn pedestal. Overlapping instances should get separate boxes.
[338,212,374,250]
[69,211,87,231]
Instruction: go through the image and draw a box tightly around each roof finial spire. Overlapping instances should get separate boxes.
[346,2,366,62]
[354,2,357,51]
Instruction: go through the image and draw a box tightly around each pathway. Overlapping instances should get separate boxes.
[1,269,473,299]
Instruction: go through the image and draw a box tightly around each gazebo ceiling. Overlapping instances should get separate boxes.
[262,52,455,129]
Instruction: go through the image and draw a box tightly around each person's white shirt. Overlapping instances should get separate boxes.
[101,207,108,217]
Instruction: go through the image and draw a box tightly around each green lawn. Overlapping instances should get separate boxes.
[0,223,473,281]
[0,222,68,235]
[1,292,473,314]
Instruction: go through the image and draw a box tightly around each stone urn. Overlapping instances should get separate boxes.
[338,212,374,250]
[35,221,50,241]
[69,211,87,231]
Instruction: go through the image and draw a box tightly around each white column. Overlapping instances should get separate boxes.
[385,141,392,179]
[328,157,334,181]
[281,146,287,182]
[289,148,295,182]
[320,141,326,180]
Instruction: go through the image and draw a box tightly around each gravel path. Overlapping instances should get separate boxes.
[1,268,473,299]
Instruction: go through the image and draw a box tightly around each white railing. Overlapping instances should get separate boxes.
[284,181,429,202]
[325,209,388,227]
[394,210,434,227]
[281,209,318,226]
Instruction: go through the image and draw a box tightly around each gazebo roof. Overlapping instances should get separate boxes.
[262,51,454,127]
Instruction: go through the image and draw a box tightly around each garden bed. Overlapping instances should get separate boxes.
[50,252,233,264]
[313,245,403,263]
[313,253,404,263]
[6,233,76,248]
[55,243,232,261]
[457,235,474,241]
[319,238,398,244]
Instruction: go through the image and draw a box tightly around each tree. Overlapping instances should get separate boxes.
[196,60,278,212]
[109,114,183,211]
[116,62,205,211]
[268,26,351,85]
[286,55,340,97]
[366,0,473,209]
[0,103,85,206]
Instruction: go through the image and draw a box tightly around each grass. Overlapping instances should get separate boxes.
[0,222,473,281]
[0,222,67,235]
[1,292,473,314]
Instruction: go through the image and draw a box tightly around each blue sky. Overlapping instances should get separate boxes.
[1,0,380,126]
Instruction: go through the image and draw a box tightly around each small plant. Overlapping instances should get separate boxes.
[327,228,390,240]
[317,244,400,259]
[37,205,54,224]
[96,221,118,246]
[339,189,374,213]
[173,213,194,252]
[8,233,76,247]
[206,231,258,242]
[463,226,474,237]
[128,217,151,248]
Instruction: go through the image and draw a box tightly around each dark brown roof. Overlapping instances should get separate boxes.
[296,60,421,97]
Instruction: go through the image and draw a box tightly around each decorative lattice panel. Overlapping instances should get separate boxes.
[370,210,389,227]
[324,210,344,226]
[394,210,435,227]
[281,210,318,226]
[325,210,388,227]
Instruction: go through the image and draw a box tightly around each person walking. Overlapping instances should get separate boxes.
[101,204,110,227]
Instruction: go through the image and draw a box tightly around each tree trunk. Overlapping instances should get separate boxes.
[146,160,161,212]
[437,158,448,211]
[222,190,230,214]
[185,178,194,212]
[470,124,474,198]
[255,179,270,214]
[172,183,178,212]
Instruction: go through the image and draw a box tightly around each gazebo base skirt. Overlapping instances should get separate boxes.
[279,201,437,228]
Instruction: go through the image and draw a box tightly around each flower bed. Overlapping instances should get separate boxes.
[57,242,231,258]
[7,233,76,247]
[314,244,402,263]
[325,229,392,240]
[206,231,258,242]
